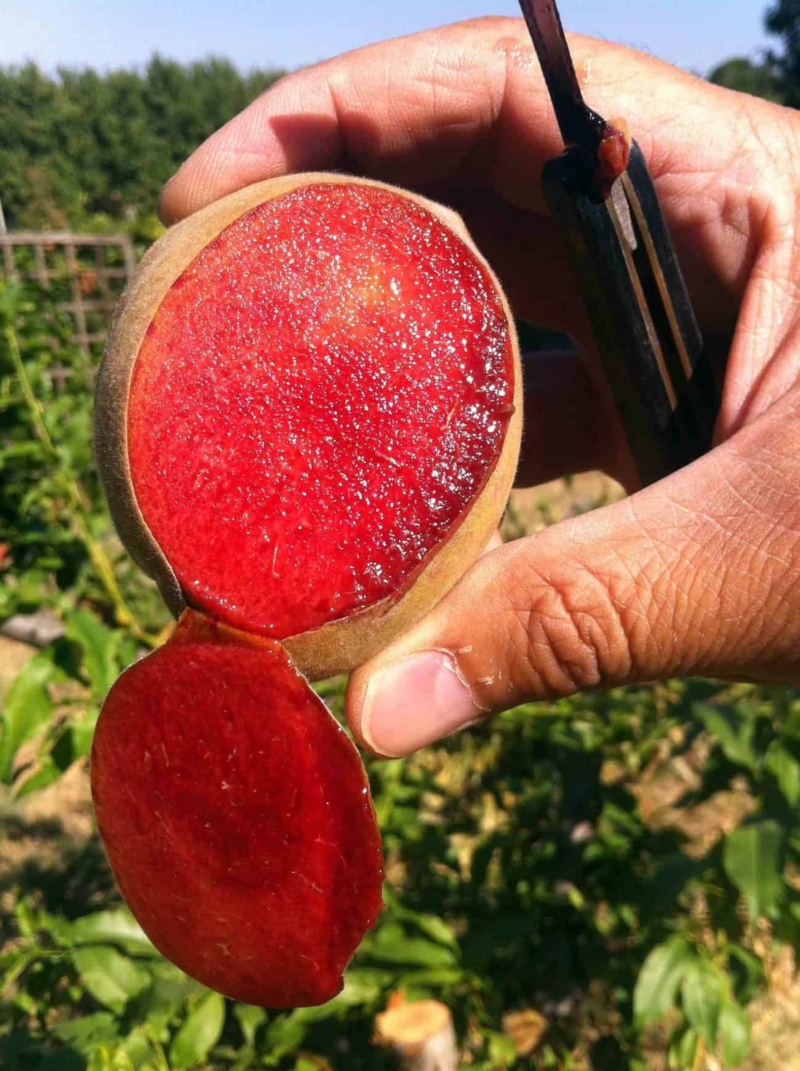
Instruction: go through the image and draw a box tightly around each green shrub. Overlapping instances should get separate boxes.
[2,279,800,1070]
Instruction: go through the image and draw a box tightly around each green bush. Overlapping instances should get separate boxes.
[2,279,800,1070]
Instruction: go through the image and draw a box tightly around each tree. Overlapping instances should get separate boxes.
[708,56,783,102]
[0,58,285,230]
[766,0,800,105]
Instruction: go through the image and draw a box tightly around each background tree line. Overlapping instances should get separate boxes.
[710,0,800,103]
[0,57,284,231]
[0,0,799,235]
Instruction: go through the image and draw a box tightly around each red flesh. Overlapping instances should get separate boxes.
[91,612,383,1007]
[129,183,515,638]
[96,182,516,1008]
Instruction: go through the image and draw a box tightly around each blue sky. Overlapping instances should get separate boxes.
[0,0,772,78]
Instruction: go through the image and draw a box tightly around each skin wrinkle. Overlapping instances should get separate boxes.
[734,445,800,516]
[464,35,514,190]
[669,494,794,573]
[740,97,797,182]
[676,478,800,670]
[732,276,800,431]
[324,79,352,170]
[752,509,800,573]
[625,505,723,664]
[537,615,600,694]
[616,546,689,675]
[743,573,796,658]
[591,560,651,675]
[722,274,794,434]
[465,559,576,700]
[512,556,635,696]
[355,27,502,181]
[619,540,689,672]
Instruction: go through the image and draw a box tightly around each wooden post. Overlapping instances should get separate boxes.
[120,234,136,282]
[64,239,90,352]
[1,238,17,282]
[374,998,458,1071]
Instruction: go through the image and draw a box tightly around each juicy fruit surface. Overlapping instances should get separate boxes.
[129,182,515,638]
[91,615,384,1007]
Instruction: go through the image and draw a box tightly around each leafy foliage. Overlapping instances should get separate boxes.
[708,57,784,102]
[766,0,800,105]
[709,0,800,105]
[5,641,800,1069]
[0,57,284,230]
[0,279,169,636]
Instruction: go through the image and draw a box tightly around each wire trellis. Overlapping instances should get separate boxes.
[0,232,136,356]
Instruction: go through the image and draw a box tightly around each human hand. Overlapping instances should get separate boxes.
[161,18,800,756]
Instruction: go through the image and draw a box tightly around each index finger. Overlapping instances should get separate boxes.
[159,17,752,231]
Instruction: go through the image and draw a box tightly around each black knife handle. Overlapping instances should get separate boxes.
[541,140,720,486]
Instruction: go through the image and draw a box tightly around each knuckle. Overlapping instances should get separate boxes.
[504,550,638,699]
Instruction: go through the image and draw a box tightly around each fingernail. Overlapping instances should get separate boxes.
[361,651,480,757]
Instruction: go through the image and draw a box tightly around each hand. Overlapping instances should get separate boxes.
[161,17,800,757]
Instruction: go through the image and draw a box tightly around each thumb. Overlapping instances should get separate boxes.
[347,391,800,757]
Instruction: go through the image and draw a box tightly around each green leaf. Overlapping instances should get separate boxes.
[15,706,99,798]
[681,958,724,1048]
[634,937,693,1025]
[487,1030,518,1063]
[169,991,225,1069]
[694,704,757,771]
[0,652,54,781]
[764,742,800,807]
[408,914,459,950]
[784,706,800,741]
[67,707,99,759]
[367,922,457,967]
[129,961,203,1040]
[53,1012,119,1053]
[72,945,151,1013]
[66,908,158,957]
[672,1027,699,1069]
[234,1003,267,1046]
[51,707,99,769]
[264,1012,310,1059]
[325,969,389,1009]
[14,756,62,798]
[718,1001,751,1068]
[13,897,42,939]
[724,821,785,922]
[398,967,465,987]
[726,944,765,1002]
[119,1029,158,1066]
[65,609,120,698]
[382,894,460,950]
[294,1059,319,1071]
